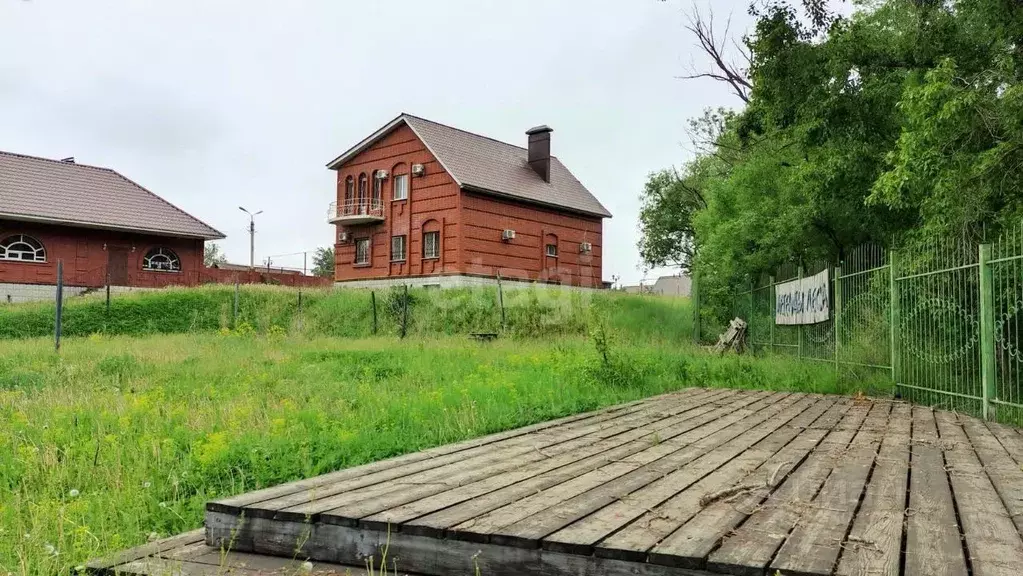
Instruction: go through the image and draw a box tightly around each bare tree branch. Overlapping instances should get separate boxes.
[680,4,753,103]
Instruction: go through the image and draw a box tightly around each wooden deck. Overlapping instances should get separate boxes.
[90,388,1023,576]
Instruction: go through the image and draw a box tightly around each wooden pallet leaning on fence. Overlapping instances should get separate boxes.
[713,318,748,354]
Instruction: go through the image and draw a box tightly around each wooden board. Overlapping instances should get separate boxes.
[934,410,1023,576]
[904,407,968,576]
[835,402,911,576]
[960,415,1023,534]
[768,401,890,575]
[703,400,872,575]
[91,389,1023,576]
[548,395,833,558]
[646,398,854,570]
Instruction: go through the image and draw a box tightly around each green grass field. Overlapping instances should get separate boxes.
[0,288,889,574]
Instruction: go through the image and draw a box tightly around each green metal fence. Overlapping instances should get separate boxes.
[714,231,1023,424]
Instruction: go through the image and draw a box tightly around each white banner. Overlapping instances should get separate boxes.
[775,268,830,325]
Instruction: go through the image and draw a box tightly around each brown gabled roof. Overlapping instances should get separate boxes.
[326,114,612,219]
[0,150,224,240]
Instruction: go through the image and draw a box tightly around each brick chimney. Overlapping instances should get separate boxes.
[526,125,553,183]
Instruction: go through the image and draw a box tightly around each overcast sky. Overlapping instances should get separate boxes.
[0,0,756,284]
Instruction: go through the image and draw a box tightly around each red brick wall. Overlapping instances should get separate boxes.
[0,220,203,288]
[331,123,604,286]
[333,124,461,281]
[461,193,603,287]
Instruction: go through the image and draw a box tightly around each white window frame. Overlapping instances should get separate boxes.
[545,243,558,257]
[142,247,181,272]
[354,238,370,265]
[423,231,440,260]
[393,174,409,201]
[391,235,407,262]
[0,234,46,262]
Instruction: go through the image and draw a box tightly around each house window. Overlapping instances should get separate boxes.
[354,238,370,265]
[358,174,368,205]
[372,171,383,205]
[423,231,440,259]
[0,234,46,262]
[546,243,558,257]
[391,235,407,261]
[344,176,354,206]
[142,247,181,272]
[393,174,408,201]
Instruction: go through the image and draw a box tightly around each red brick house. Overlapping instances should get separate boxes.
[326,114,611,288]
[0,151,223,302]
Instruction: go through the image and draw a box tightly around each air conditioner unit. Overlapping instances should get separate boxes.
[579,242,592,253]
[375,170,389,179]
[502,229,516,241]
[411,164,426,176]
[338,231,349,243]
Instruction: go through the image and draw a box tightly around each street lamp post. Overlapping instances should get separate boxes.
[238,206,263,271]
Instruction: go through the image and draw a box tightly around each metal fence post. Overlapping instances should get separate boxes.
[768,275,775,353]
[401,284,409,339]
[497,271,506,331]
[371,291,378,335]
[748,281,755,347]
[834,266,842,375]
[55,260,64,353]
[979,243,996,420]
[233,280,240,329]
[105,274,111,314]
[797,266,804,359]
[692,272,701,345]
[889,250,901,394]
[297,289,303,332]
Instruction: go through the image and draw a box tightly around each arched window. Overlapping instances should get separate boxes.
[142,247,181,272]
[344,176,354,207]
[358,174,368,205]
[0,234,46,262]
[372,171,383,205]
[545,233,559,258]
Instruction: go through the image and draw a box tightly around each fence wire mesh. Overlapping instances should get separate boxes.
[719,233,1023,425]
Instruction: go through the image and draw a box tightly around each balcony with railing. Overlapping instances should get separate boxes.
[327,199,385,225]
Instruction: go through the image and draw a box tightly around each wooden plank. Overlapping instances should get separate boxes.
[768,401,891,576]
[360,390,744,530]
[85,529,206,571]
[645,398,853,570]
[935,410,1023,576]
[961,415,1023,534]
[114,558,234,576]
[987,420,1023,467]
[703,400,871,575]
[428,391,788,543]
[485,393,809,548]
[545,395,832,558]
[207,390,682,514]
[284,390,738,522]
[245,389,723,518]
[399,390,778,537]
[835,402,912,576]
[205,510,719,576]
[903,407,968,576]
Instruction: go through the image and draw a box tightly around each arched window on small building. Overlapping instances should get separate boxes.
[0,234,46,262]
[142,247,181,272]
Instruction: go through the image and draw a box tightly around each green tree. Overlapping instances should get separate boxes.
[311,247,335,278]
[203,242,227,267]
[641,0,1023,322]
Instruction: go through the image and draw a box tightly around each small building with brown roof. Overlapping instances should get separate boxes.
[325,114,611,288]
[0,151,223,301]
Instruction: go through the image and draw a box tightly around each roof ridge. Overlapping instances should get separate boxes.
[403,113,533,155]
[0,149,117,174]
